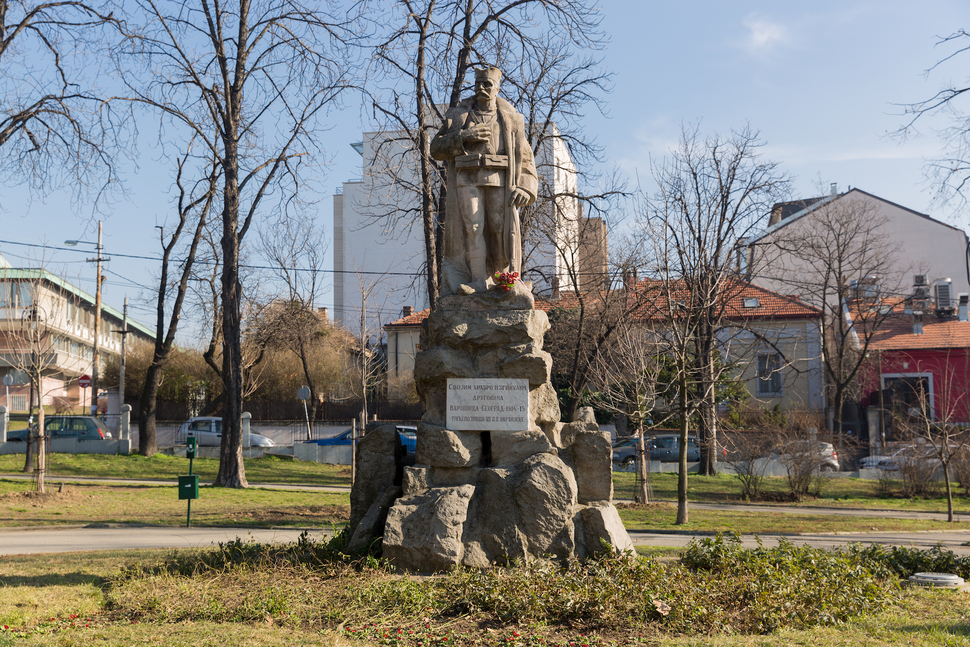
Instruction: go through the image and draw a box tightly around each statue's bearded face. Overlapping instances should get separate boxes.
[475,76,499,104]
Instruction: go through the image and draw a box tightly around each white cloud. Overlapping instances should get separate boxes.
[742,15,788,54]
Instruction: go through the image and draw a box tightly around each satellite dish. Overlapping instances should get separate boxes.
[296,385,311,401]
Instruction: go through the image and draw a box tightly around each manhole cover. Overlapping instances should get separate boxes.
[908,572,966,588]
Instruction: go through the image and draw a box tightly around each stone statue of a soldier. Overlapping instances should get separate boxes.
[431,66,538,295]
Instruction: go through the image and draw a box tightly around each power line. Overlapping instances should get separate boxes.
[0,238,425,277]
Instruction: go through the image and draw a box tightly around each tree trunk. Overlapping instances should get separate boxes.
[36,375,45,494]
[138,359,164,457]
[943,462,954,522]
[676,370,689,525]
[215,113,247,488]
[833,386,844,467]
[23,379,35,473]
[415,15,439,311]
[637,425,649,504]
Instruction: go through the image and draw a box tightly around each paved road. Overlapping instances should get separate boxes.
[0,525,320,555]
[627,529,970,555]
[1,475,968,556]
[0,524,967,556]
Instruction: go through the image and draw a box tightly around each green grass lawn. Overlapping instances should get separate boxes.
[612,470,970,513]
[616,501,965,534]
[0,453,351,487]
[0,479,350,527]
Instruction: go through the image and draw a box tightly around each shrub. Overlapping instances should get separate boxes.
[850,542,970,580]
[950,446,970,496]
[722,432,773,500]
[897,450,940,498]
[679,534,896,633]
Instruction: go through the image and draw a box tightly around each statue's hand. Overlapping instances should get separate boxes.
[462,123,491,143]
[509,188,531,207]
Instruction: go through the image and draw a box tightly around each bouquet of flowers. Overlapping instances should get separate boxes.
[493,271,519,291]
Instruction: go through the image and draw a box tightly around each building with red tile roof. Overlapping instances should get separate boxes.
[851,298,970,425]
[385,279,825,409]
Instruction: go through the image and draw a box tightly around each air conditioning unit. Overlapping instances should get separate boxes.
[935,278,954,315]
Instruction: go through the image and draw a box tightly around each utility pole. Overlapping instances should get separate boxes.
[118,298,128,414]
[66,221,107,417]
[93,221,103,417]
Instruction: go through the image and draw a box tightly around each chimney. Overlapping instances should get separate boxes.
[402,305,413,318]
[318,306,328,323]
[830,182,838,196]
[959,294,969,322]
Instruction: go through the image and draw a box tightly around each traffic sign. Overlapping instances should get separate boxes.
[78,375,91,388]
[297,385,311,401]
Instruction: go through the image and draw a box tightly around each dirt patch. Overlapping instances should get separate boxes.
[0,489,95,505]
[224,505,351,524]
[615,501,675,511]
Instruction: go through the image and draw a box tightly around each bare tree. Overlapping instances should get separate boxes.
[0,0,121,196]
[195,231,269,418]
[643,123,791,484]
[894,29,970,208]
[367,0,610,308]
[543,240,657,422]
[114,0,359,487]
[893,353,970,522]
[752,192,904,453]
[138,147,218,457]
[351,268,390,433]
[588,325,665,503]
[256,216,330,422]
[259,218,330,420]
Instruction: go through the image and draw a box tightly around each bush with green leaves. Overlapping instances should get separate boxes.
[107,532,910,637]
[849,542,970,580]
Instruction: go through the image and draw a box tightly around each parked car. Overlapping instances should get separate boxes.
[770,441,839,472]
[876,444,942,471]
[858,446,909,470]
[309,425,418,456]
[176,416,275,448]
[612,434,701,466]
[7,415,112,441]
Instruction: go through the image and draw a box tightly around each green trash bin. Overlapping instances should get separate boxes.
[178,474,199,500]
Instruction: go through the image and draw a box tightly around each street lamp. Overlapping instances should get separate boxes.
[65,220,107,417]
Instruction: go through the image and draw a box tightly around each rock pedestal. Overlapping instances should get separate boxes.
[349,284,633,571]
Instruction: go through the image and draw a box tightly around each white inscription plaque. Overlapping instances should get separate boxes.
[446,378,530,431]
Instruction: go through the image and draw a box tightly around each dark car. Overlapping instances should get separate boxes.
[7,415,112,442]
[612,434,700,466]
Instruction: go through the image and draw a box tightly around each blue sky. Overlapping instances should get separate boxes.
[1,0,967,336]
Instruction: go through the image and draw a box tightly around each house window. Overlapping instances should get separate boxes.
[757,353,783,397]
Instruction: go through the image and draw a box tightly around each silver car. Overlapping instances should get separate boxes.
[176,416,275,448]
[771,440,840,472]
